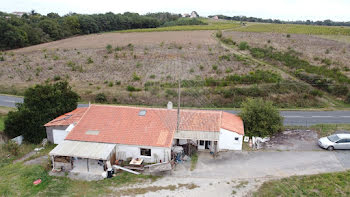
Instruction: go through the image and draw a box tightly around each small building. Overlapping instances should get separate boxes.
[182,13,190,18]
[190,11,199,18]
[48,104,244,175]
[11,12,27,17]
[211,15,219,20]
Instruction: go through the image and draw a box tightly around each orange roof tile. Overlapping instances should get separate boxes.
[44,108,88,127]
[64,105,244,148]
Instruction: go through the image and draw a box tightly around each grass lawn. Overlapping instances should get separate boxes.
[254,170,350,197]
[0,115,5,131]
[235,23,350,36]
[311,124,350,137]
[0,143,158,196]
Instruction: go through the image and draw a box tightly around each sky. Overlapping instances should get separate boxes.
[1,0,350,21]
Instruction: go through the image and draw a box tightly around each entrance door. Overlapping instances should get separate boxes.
[205,141,211,150]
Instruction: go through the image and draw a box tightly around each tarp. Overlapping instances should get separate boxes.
[49,140,115,160]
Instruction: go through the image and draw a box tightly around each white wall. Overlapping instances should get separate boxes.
[115,144,171,163]
[218,128,243,151]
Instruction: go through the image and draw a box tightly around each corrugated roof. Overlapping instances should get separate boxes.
[44,108,88,127]
[49,140,115,160]
[64,105,244,147]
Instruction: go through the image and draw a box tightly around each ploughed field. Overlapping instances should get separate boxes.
[0,30,348,108]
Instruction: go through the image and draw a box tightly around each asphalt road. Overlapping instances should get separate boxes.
[1,95,349,126]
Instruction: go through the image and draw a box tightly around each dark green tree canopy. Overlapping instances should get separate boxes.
[4,81,79,143]
[239,98,283,137]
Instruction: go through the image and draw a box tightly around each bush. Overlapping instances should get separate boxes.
[345,93,350,104]
[53,75,61,81]
[239,98,283,137]
[4,82,79,143]
[95,93,107,103]
[132,72,141,81]
[126,85,141,92]
[106,44,113,54]
[239,42,249,50]
[87,57,93,64]
[216,30,222,38]
[3,140,19,156]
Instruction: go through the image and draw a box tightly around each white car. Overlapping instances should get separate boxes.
[318,134,350,151]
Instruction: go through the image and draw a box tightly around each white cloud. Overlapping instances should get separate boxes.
[1,0,349,21]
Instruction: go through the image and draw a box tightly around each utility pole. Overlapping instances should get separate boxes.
[176,78,181,133]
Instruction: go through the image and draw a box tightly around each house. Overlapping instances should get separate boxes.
[48,104,244,175]
[190,11,199,18]
[11,12,27,17]
[182,13,190,18]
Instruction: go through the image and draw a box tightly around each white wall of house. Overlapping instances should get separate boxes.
[115,144,171,163]
[218,128,243,151]
[52,124,75,144]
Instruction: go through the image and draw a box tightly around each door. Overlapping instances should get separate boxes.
[205,141,211,150]
[334,139,348,149]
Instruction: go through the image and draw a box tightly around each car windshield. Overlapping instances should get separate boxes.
[327,135,340,142]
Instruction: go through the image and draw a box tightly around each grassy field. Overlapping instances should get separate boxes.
[236,23,350,36]
[118,19,241,32]
[254,170,350,197]
[0,115,5,131]
[311,124,350,137]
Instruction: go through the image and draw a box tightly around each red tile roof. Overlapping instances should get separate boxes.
[64,105,244,148]
[44,108,88,127]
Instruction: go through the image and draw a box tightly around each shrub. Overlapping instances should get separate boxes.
[212,65,218,71]
[239,98,283,137]
[3,141,19,156]
[216,30,223,38]
[162,18,207,27]
[132,72,141,81]
[95,93,107,103]
[0,56,4,61]
[331,84,349,96]
[150,74,156,79]
[189,68,194,73]
[345,93,350,104]
[108,81,113,87]
[220,37,235,45]
[199,64,204,70]
[87,57,93,64]
[165,89,177,98]
[4,82,79,143]
[106,44,113,53]
[286,34,291,38]
[115,80,121,85]
[239,42,249,50]
[53,75,61,81]
[310,89,324,97]
[219,54,231,61]
[126,85,141,92]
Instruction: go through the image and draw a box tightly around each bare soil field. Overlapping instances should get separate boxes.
[223,31,350,76]
[0,30,337,108]
[13,31,217,52]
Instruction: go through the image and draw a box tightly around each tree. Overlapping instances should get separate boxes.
[4,81,79,143]
[239,98,283,137]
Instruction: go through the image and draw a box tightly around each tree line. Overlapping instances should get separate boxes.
[210,15,350,27]
[0,11,188,50]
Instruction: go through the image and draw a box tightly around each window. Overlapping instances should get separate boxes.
[235,137,239,141]
[199,140,204,146]
[337,139,347,143]
[140,148,151,156]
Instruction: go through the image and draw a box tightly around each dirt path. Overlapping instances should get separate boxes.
[13,150,36,164]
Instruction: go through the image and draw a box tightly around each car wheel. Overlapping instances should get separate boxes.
[327,146,334,151]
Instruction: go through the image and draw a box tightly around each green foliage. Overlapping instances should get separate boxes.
[0,56,4,61]
[226,70,282,84]
[95,93,107,103]
[162,18,207,27]
[4,81,79,143]
[126,85,141,92]
[346,93,350,104]
[219,54,231,61]
[108,81,113,87]
[132,72,141,81]
[212,65,218,71]
[106,44,113,54]
[53,75,61,81]
[2,141,19,156]
[239,98,283,137]
[238,41,249,50]
[216,30,223,38]
[254,170,350,197]
[165,89,177,98]
[87,57,93,64]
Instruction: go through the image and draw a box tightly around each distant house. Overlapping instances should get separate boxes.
[11,12,27,17]
[190,11,199,18]
[211,15,219,20]
[182,13,190,18]
[47,104,244,175]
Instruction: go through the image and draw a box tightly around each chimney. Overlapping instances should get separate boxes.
[167,101,173,110]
